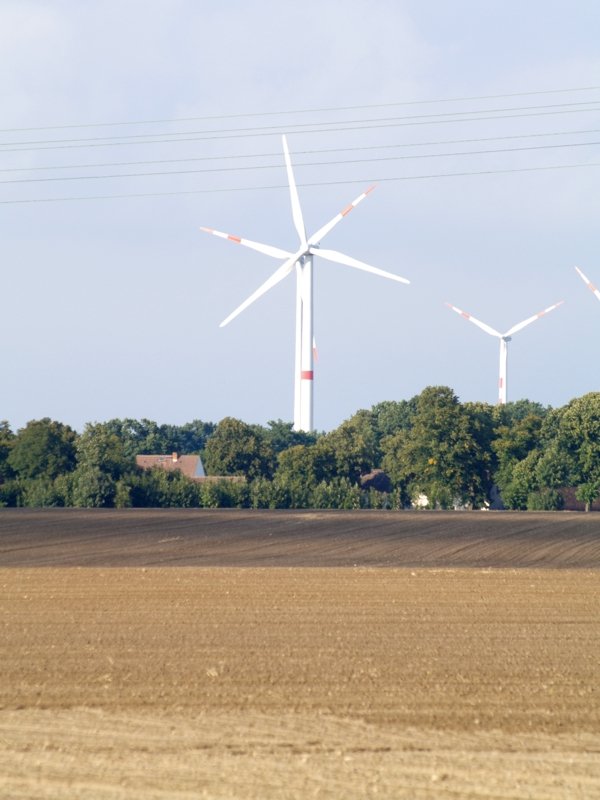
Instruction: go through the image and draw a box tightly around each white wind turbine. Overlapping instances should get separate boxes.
[446,300,564,404]
[202,135,410,431]
[575,266,600,303]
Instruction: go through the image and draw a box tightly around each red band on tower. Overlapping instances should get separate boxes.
[301,371,314,380]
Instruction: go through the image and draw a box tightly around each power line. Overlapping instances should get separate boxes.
[2,106,600,155]
[1,139,599,186]
[2,100,599,149]
[2,127,599,174]
[1,161,598,205]
[1,84,599,133]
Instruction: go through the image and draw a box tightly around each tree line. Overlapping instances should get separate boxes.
[1,387,599,511]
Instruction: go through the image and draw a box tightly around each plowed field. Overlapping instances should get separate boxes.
[1,509,599,798]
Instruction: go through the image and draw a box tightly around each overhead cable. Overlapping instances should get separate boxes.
[1,139,599,185]
[1,84,599,133]
[1,160,598,205]
[2,106,600,155]
[2,127,599,174]
[2,100,600,150]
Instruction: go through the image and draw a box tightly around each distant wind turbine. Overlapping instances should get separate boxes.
[202,135,410,431]
[575,266,600,303]
[446,300,564,404]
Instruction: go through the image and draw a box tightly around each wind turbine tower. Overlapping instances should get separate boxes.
[202,135,409,431]
[446,300,564,404]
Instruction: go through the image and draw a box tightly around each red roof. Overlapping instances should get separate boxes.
[136,453,205,480]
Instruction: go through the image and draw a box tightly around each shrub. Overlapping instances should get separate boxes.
[526,488,564,511]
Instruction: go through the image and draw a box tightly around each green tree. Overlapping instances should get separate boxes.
[274,445,320,506]
[378,430,412,506]
[142,468,202,507]
[103,418,164,459]
[75,423,131,478]
[463,401,496,493]
[199,478,248,508]
[493,399,550,426]
[536,393,600,511]
[369,398,417,443]
[311,477,362,509]
[157,419,216,455]
[576,483,600,512]
[500,450,541,509]
[315,410,379,484]
[258,419,318,454]
[249,476,274,509]
[0,421,15,483]
[102,418,216,460]
[72,467,118,508]
[21,476,71,507]
[8,418,77,481]
[492,413,544,504]
[71,423,133,507]
[0,480,21,507]
[381,386,490,508]
[527,487,564,511]
[203,417,275,480]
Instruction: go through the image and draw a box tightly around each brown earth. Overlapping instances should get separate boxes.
[0,509,599,798]
[1,507,600,568]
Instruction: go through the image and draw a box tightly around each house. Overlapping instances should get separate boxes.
[136,452,206,481]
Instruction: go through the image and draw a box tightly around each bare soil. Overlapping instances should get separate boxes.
[1,507,600,568]
[0,509,599,798]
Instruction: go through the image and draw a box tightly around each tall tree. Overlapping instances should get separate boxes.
[494,399,550,426]
[160,420,216,455]
[103,418,163,459]
[8,418,77,481]
[0,421,15,482]
[536,393,600,511]
[71,422,132,507]
[381,386,490,508]
[258,419,318,454]
[274,444,323,507]
[370,398,417,443]
[492,412,545,507]
[315,410,379,484]
[203,417,275,480]
[102,418,216,459]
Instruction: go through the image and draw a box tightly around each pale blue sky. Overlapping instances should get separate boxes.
[1,1,599,431]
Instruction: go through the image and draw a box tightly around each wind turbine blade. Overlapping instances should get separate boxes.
[446,303,502,338]
[575,266,600,302]
[200,226,292,260]
[311,247,410,284]
[504,300,564,337]
[219,253,298,327]
[282,135,306,247]
[307,186,376,246]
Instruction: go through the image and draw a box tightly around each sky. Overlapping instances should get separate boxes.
[1,0,600,432]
